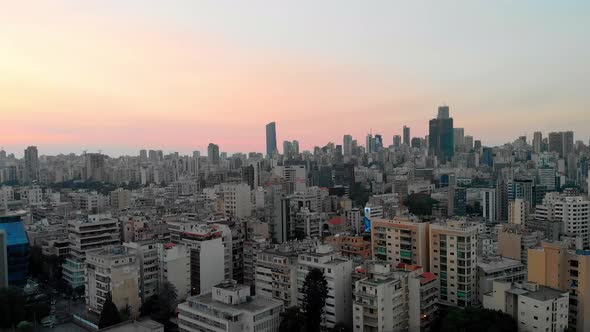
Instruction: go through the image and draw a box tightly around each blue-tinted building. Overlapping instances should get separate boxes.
[0,213,30,287]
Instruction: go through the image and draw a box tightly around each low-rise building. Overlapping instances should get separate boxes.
[483,281,569,332]
[178,280,282,332]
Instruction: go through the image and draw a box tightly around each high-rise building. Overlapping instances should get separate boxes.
[481,188,497,222]
[353,262,438,332]
[297,245,353,329]
[343,135,353,159]
[266,122,277,158]
[393,135,402,148]
[464,135,474,151]
[157,243,191,301]
[497,224,541,264]
[0,230,7,288]
[63,214,120,289]
[429,220,478,307]
[0,211,29,287]
[429,106,454,163]
[139,149,147,162]
[366,134,374,154]
[437,105,450,119]
[219,183,252,219]
[403,126,411,146]
[207,143,220,165]
[23,146,39,183]
[549,131,574,158]
[453,128,465,150]
[86,245,141,316]
[508,198,526,225]
[534,193,590,248]
[371,216,430,268]
[85,153,105,181]
[533,131,543,154]
[527,242,590,331]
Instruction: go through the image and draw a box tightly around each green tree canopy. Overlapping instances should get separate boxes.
[404,192,438,216]
[98,293,122,329]
[141,281,178,324]
[301,268,328,332]
[279,306,304,332]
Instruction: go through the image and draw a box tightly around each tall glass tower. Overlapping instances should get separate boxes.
[266,122,277,157]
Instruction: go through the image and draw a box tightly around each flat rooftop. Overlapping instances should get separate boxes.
[188,293,281,316]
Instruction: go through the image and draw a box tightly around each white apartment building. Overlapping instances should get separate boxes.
[353,262,438,332]
[255,245,301,308]
[63,214,120,288]
[169,222,230,295]
[481,188,497,222]
[484,281,569,332]
[218,183,252,219]
[297,245,353,329]
[273,165,307,194]
[86,245,141,316]
[157,242,190,301]
[535,193,590,248]
[178,280,282,332]
[123,241,160,301]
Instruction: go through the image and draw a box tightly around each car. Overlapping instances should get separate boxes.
[41,315,57,328]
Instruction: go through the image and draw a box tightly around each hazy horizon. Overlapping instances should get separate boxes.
[2,1,589,156]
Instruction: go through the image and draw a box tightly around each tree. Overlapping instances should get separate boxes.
[16,321,34,332]
[0,287,26,329]
[437,307,517,332]
[119,304,131,322]
[142,282,179,324]
[404,193,438,216]
[279,306,304,332]
[140,294,159,317]
[98,293,122,329]
[301,268,328,332]
[152,281,178,323]
[74,285,85,299]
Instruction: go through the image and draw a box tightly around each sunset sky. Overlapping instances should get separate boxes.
[1,0,589,156]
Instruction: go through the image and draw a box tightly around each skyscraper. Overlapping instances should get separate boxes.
[403,126,410,146]
[429,106,454,163]
[207,143,220,165]
[265,122,277,158]
[343,135,352,159]
[393,135,402,147]
[548,131,574,158]
[453,128,465,150]
[85,153,105,181]
[533,131,542,154]
[24,146,39,183]
[366,133,374,154]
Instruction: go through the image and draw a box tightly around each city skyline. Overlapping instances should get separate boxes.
[2,1,590,156]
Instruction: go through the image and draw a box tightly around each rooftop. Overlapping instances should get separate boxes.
[0,221,29,246]
[508,283,567,302]
[187,293,282,316]
[477,256,523,273]
[98,319,163,332]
